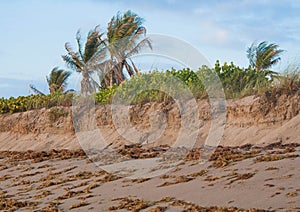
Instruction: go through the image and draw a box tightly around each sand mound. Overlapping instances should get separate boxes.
[0,94,299,151]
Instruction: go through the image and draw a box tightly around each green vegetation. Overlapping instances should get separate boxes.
[111,69,198,105]
[95,84,118,104]
[1,62,300,114]
[273,64,300,96]
[0,93,72,114]
[214,61,273,98]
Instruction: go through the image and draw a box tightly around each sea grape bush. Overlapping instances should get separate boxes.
[112,68,208,105]
[213,60,279,98]
[1,62,298,114]
[0,92,72,114]
[95,84,118,104]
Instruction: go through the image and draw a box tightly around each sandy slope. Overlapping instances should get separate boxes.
[0,95,299,151]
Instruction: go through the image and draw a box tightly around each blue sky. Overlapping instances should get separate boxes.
[0,0,299,98]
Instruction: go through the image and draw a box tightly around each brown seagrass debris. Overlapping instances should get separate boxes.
[109,196,270,212]
[0,149,86,163]
[116,144,170,159]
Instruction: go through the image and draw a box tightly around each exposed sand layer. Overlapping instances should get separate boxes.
[0,94,300,151]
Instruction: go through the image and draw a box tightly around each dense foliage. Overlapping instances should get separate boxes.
[214,61,276,98]
[1,62,299,114]
[112,69,205,105]
[0,92,72,114]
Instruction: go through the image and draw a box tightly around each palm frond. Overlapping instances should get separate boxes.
[46,67,72,93]
[29,84,45,95]
[247,41,284,72]
[107,10,151,80]
[63,26,108,94]
[246,42,258,68]
[125,37,152,58]
[86,47,108,74]
[62,43,83,71]
[84,26,102,63]
[76,30,84,60]
[62,55,82,72]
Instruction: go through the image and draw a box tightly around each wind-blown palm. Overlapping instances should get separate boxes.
[106,10,152,87]
[247,41,284,72]
[46,67,71,93]
[62,26,106,94]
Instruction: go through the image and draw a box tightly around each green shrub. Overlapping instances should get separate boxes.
[110,69,206,105]
[213,60,274,98]
[95,84,117,104]
[1,63,298,115]
[0,92,72,114]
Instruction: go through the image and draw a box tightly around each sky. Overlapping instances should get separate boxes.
[0,0,299,98]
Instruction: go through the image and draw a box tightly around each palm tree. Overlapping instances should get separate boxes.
[62,26,106,94]
[247,41,284,72]
[46,67,71,93]
[29,84,45,95]
[106,10,152,87]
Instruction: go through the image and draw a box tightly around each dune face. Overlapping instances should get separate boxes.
[0,94,299,151]
[0,94,299,211]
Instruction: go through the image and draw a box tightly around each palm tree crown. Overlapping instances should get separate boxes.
[62,26,106,94]
[46,67,71,93]
[106,10,152,86]
[247,41,284,72]
[62,11,152,92]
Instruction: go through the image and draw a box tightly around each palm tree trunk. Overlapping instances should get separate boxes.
[130,59,139,74]
[110,60,125,85]
[118,60,125,83]
[124,60,134,76]
[81,71,91,95]
[109,70,113,87]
